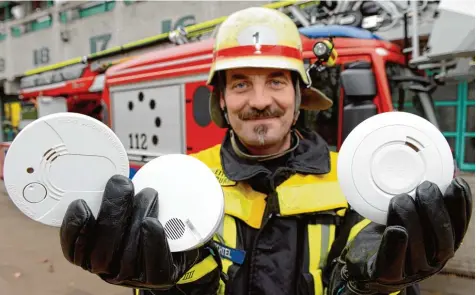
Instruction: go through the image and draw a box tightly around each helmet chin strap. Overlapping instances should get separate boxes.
[292,78,302,125]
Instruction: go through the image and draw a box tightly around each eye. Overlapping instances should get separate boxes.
[269,79,285,88]
[232,82,248,90]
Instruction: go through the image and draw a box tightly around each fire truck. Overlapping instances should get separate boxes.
[19,60,107,121]
[102,24,441,178]
[0,60,108,179]
[5,4,445,179]
[0,1,312,178]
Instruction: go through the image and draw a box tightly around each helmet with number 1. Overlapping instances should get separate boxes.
[207,6,333,128]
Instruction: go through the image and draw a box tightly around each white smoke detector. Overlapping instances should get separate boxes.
[131,154,225,253]
[4,112,224,253]
[337,111,454,225]
[3,112,130,227]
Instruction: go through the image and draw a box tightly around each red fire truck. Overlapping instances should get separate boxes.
[0,61,106,179]
[102,25,441,178]
[19,61,106,121]
[1,26,442,181]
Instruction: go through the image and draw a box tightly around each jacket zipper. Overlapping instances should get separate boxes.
[247,169,283,295]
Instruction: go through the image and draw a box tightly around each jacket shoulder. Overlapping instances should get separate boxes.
[329,151,338,166]
[189,144,222,169]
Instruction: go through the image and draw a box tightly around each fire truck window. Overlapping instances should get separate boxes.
[296,66,341,148]
[193,86,212,127]
[36,72,52,85]
[20,75,37,89]
[20,101,38,121]
[61,63,87,80]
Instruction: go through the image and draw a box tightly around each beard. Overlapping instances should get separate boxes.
[238,106,284,146]
[254,124,268,146]
[232,104,292,150]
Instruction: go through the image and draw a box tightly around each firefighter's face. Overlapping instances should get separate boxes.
[221,68,296,152]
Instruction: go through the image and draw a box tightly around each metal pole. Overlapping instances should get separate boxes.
[411,0,420,59]
[403,4,409,65]
[288,6,311,27]
[418,92,440,129]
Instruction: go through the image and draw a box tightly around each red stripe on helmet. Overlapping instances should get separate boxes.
[214,45,302,60]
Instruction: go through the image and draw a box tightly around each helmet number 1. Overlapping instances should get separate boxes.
[237,26,277,49]
[253,32,260,44]
[252,31,261,52]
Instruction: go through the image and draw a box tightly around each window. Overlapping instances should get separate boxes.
[0,2,12,22]
[60,1,116,23]
[296,65,341,149]
[9,1,54,37]
[31,1,50,12]
[0,2,14,40]
[20,63,87,89]
[20,101,38,121]
[124,0,145,5]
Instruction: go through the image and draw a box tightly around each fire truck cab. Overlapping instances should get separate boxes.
[19,61,106,122]
[103,25,440,178]
[0,61,108,180]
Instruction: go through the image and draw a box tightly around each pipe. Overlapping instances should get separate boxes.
[403,2,409,65]
[288,6,311,27]
[411,0,420,59]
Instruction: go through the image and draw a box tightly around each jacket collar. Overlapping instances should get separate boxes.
[220,128,331,182]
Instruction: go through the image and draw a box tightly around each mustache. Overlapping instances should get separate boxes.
[238,106,285,120]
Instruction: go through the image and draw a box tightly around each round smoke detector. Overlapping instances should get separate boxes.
[4,113,225,253]
[3,112,130,227]
[337,111,454,225]
[131,154,225,253]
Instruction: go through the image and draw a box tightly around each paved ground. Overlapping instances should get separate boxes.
[0,174,474,295]
[438,172,475,276]
[418,172,475,295]
[0,183,131,295]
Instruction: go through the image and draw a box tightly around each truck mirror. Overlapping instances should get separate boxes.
[339,61,378,144]
[342,102,378,143]
[340,62,377,102]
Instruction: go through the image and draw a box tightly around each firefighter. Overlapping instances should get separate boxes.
[59,7,472,295]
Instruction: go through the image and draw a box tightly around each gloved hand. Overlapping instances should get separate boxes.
[59,175,205,289]
[333,177,473,295]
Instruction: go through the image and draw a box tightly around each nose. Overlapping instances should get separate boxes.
[248,84,272,110]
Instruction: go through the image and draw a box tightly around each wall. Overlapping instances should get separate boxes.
[0,1,268,80]
[0,0,447,80]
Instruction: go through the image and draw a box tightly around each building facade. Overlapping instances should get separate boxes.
[0,0,473,171]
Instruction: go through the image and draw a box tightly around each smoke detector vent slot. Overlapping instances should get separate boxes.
[405,141,420,152]
[405,136,424,152]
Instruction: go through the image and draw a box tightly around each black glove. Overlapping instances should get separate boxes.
[333,177,473,295]
[59,175,206,289]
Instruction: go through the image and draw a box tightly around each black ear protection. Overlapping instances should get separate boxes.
[215,73,231,126]
[223,108,230,125]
